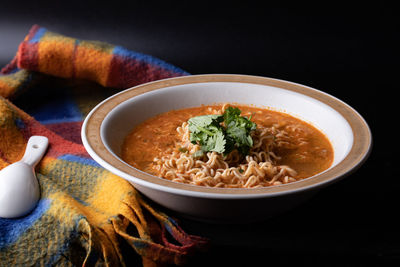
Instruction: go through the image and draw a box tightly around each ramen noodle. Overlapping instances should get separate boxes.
[121,104,333,188]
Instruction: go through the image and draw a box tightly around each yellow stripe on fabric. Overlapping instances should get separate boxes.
[38,157,105,205]
[74,40,114,86]
[38,32,75,78]
[84,172,153,243]
[45,174,124,266]
[0,69,30,88]
[85,172,134,220]
[39,158,122,228]
[0,70,34,98]
[36,156,57,176]
[48,191,98,228]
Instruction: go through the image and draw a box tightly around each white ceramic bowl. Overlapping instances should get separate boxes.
[81,74,371,223]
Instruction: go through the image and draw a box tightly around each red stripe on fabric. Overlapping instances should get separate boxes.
[160,223,209,253]
[106,55,182,88]
[26,24,41,41]
[106,55,143,88]
[147,64,182,81]
[45,121,83,145]
[21,118,89,158]
[0,57,18,74]
[17,42,39,71]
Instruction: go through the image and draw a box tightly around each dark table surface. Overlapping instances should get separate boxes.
[1,2,398,266]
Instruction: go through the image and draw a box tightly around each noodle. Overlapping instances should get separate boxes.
[151,106,300,188]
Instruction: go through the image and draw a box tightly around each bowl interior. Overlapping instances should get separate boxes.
[101,81,353,169]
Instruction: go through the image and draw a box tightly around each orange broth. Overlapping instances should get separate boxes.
[121,105,333,180]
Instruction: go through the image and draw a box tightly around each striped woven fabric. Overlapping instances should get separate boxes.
[0,25,207,266]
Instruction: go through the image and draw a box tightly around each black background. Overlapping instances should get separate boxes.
[1,1,398,266]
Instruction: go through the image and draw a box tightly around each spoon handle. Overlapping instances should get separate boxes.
[20,136,49,167]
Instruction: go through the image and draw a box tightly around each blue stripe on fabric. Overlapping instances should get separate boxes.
[131,240,148,250]
[32,96,83,125]
[14,117,26,130]
[6,66,21,74]
[58,154,101,167]
[112,46,189,75]
[29,27,47,43]
[0,198,51,248]
[164,222,173,235]
[40,117,83,125]
[71,196,90,207]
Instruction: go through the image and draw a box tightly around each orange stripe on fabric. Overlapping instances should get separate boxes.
[0,99,27,165]
[0,80,14,98]
[74,41,114,86]
[37,33,75,78]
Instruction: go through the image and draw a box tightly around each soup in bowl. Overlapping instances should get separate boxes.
[121,104,334,188]
[81,74,371,222]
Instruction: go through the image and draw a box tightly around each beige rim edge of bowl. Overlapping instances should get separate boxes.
[82,74,372,196]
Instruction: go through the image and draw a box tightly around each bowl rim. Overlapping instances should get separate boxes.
[81,74,372,199]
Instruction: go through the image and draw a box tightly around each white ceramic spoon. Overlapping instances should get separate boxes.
[0,136,49,218]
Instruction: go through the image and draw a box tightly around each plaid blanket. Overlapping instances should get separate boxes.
[0,25,207,266]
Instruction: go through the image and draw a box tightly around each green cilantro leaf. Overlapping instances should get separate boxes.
[224,107,256,155]
[187,106,257,156]
[203,131,226,153]
[188,115,222,133]
[188,114,226,153]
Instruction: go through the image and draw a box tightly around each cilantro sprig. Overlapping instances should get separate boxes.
[188,107,257,156]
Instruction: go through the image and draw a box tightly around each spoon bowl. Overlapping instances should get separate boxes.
[0,136,48,218]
